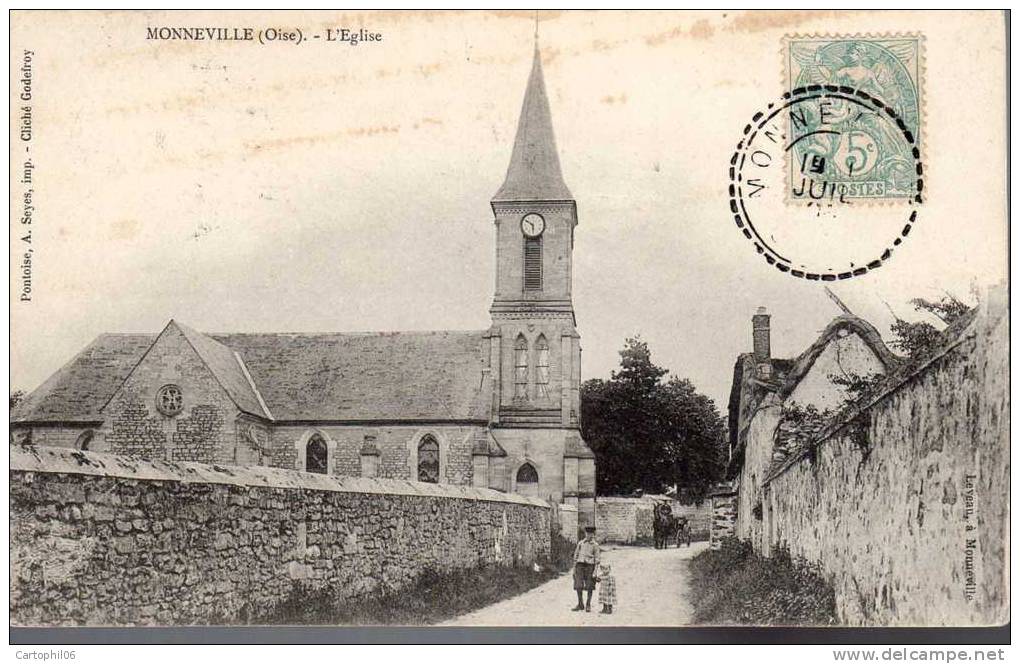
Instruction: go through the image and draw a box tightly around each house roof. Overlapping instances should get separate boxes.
[778,315,899,400]
[723,313,899,478]
[726,353,753,453]
[14,326,492,424]
[492,47,573,203]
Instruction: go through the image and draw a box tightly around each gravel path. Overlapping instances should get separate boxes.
[441,542,708,626]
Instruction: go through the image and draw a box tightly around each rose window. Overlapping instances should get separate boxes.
[156,384,184,417]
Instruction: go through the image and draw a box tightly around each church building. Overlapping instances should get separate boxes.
[10,47,597,529]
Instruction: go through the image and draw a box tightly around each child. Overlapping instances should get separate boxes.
[572,526,600,612]
[597,562,616,614]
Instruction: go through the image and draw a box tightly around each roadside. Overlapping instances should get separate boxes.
[441,543,706,627]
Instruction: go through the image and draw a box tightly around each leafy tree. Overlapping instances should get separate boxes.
[10,390,24,409]
[889,294,972,359]
[581,337,726,501]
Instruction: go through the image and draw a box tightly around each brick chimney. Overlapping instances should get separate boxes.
[752,306,771,362]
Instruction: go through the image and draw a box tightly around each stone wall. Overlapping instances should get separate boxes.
[596,497,653,544]
[596,496,712,544]
[756,294,1008,626]
[673,502,713,540]
[10,445,550,626]
[709,484,738,549]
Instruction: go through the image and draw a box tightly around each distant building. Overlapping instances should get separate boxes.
[10,47,596,530]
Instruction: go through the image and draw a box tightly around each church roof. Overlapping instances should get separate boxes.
[173,321,271,420]
[492,47,573,203]
[214,330,490,422]
[11,334,155,424]
[13,327,492,424]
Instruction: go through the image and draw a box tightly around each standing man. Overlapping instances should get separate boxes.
[572,525,601,612]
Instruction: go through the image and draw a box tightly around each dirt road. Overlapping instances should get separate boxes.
[441,542,707,627]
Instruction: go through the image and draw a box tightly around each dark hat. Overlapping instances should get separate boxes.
[584,526,596,533]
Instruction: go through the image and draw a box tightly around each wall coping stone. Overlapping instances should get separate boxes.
[596,496,661,505]
[10,445,550,508]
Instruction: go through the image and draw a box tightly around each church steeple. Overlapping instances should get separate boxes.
[492,47,573,203]
[485,38,584,480]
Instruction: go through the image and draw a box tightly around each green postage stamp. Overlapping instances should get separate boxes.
[784,35,923,203]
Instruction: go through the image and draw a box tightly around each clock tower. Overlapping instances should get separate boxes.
[484,45,594,530]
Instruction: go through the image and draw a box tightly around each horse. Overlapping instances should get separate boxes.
[652,502,674,549]
[653,503,693,548]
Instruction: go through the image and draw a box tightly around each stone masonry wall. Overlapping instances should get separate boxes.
[762,295,1008,626]
[102,325,240,464]
[596,497,712,544]
[709,489,737,550]
[596,497,650,544]
[10,446,550,626]
[672,502,712,540]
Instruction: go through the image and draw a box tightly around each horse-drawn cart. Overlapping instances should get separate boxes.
[652,501,692,548]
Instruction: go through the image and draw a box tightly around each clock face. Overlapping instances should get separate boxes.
[521,213,546,238]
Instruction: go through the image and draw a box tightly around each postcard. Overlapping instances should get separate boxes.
[9,10,1008,636]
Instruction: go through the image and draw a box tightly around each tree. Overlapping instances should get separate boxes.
[889,294,973,359]
[580,337,726,501]
[10,390,24,409]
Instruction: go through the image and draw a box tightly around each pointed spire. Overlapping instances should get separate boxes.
[492,45,573,202]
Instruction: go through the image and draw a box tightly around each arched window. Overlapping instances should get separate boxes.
[305,435,328,474]
[516,462,539,497]
[524,236,542,290]
[535,335,550,399]
[75,430,95,451]
[418,435,440,483]
[514,334,529,399]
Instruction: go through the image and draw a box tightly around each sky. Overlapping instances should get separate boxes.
[9,10,1007,411]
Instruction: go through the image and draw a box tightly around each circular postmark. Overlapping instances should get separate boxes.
[729,85,923,280]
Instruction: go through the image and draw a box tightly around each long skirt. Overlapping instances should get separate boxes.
[573,562,596,591]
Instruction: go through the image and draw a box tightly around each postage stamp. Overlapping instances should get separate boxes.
[729,85,923,279]
[784,34,923,203]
